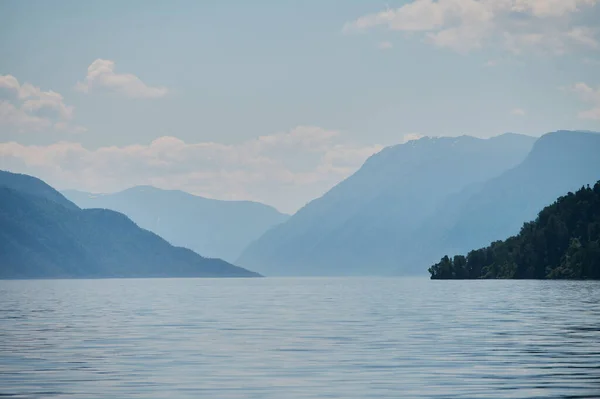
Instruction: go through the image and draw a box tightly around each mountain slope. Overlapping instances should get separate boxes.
[62,186,289,263]
[431,130,600,262]
[238,133,537,276]
[429,181,600,280]
[0,170,78,210]
[0,172,259,279]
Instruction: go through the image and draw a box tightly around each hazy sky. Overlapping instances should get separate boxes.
[1,0,599,212]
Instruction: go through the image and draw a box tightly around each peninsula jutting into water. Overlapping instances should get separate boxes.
[429,182,600,280]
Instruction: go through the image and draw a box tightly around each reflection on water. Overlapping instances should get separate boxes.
[1,277,599,398]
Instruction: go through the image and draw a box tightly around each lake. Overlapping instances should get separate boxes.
[1,277,599,398]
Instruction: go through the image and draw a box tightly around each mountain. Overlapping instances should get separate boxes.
[429,181,600,279]
[0,170,78,210]
[237,133,537,276]
[0,171,259,279]
[430,130,600,262]
[62,186,289,263]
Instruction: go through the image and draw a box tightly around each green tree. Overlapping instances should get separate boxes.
[429,181,600,280]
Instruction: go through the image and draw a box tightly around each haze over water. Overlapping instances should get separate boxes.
[1,277,599,399]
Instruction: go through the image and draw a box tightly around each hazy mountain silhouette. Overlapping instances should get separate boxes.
[0,171,259,279]
[427,130,600,264]
[62,186,289,263]
[237,133,537,276]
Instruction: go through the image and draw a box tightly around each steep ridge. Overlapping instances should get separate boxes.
[430,130,600,263]
[238,133,537,276]
[0,170,78,210]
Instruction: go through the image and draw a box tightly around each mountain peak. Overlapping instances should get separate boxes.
[237,131,538,276]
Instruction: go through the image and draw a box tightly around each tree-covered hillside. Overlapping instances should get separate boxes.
[0,170,78,210]
[429,182,600,280]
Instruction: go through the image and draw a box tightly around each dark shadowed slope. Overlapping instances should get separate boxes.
[0,170,78,210]
[62,186,289,263]
[238,133,536,276]
[429,181,600,280]
[0,171,259,279]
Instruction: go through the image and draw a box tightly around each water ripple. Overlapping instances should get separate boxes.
[1,278,599,398]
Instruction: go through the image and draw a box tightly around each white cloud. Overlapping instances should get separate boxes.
[504,27,598,55]
[511,108,526,116]
[0,126,384,213]
[343,0,460,33]
[0,75,21,93]
[0,74,84,134]
[427,23,489,52]
[76,59,168,99]
[344,0,598,54]
[570,82,600,120]
[512,0,598,17]
[402,133,425,142]
[378,41,394,49]
[567,27,599,48]
[0,101,52,132]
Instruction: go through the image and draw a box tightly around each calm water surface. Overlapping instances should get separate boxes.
[1,278,599,398]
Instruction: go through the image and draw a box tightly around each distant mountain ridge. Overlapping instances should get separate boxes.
[433,130,600,260]
[8,130,597,279]
[237,132,538,276]
[0,171,259,279]
[62,186,289,263]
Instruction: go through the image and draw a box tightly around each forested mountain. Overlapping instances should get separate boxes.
[429,182,600,279]
[411,130,600,271]
[63,186,288,263]
[0,171,259,279]
[237,133,537,276]
[0,170,77,210]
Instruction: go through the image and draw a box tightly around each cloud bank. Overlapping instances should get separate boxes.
[0,126,386,213]
[344,0,598,53]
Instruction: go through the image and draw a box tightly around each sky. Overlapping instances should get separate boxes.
[1,0,599,213]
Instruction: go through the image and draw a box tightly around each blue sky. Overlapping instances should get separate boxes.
[1,0,599,212]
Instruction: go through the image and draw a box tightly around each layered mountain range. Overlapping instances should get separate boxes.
[0,171,259,279]
[4,130,598,278]
[63,186,288,263]
[238,130,600,276]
